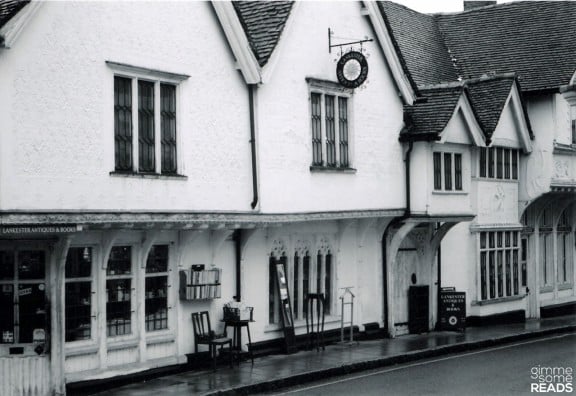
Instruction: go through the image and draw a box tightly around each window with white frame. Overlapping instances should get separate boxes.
[478,147,519,180]
[571,105,576,145]
[479,231,520,300]
[0,249,47,345]
[556,208,573,286]
[433,151,463,191]
[269,240,334,324]
[308,78,352,169]
[106,246,133,337]
[539,209,554,290]
[145,245,170,332]
[108,62,188,175]
[65,247,93,342]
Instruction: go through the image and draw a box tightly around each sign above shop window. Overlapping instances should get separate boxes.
[0,224,82,235]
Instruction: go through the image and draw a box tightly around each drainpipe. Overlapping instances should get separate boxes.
[234,229,242,302]
[381,141,414,336]
[248,84,259,209]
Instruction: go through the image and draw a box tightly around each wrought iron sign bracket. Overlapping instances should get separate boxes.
[328,28,373,54]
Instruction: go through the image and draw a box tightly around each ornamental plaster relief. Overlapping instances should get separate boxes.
[478,182,519,224]
[524,149,551,199]
[553,159,571,179]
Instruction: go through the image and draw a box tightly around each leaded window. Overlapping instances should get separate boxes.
[65,247,93,342]
[433,151,462,191]
[145,245,169,332]
[113,74,180,175]
[479,231,520,300]
[107,246,132,337]
[478,147,519,180]
[0,250,47,344]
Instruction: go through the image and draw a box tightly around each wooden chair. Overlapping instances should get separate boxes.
[191,311,233,370]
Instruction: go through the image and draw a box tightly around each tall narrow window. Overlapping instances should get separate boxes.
[114,77,133,171]
[504,149,511,179]
[308,80,352,169]
[433,152,442,190]
[512,150,518,180]
[444,153,452,190]
[325,95,336,167]
[65,247,93,342]
[107,246,132,337]
[488,148,495,178]
[479,148,487,178]
[302,254,310,317]
[293,253,300,320]
[324,253,332,314]
[496,147,503,179]
[145,245,169,332]
[454,153,462,191]
[479,231,520,301]
[311,93,323,166]
[0,250,47,344]
[160,84,177,174]
[338,97,349,167]
[138,81,155,172]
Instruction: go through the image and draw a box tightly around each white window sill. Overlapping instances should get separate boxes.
[557,283,574,291]
[432,190,468,195]
[110,171,187,180]
[65,342,99,357]
[472,177,519,183]
[145,332,175,345]
[472,294,526,306]
[310,166,357,174]
[107,337,139,351]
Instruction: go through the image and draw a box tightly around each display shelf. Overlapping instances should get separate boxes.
[179,266,221,300]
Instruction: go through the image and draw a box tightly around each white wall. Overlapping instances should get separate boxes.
[256,1,406,213]
[0,1,253,211]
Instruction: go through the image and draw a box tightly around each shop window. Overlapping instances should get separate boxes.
[269,243,334,324]
[0,250,47,344]
[308,79,352,169]
[557,208,573,285]
[433,152,462,191]
[479,147,519,180]
[65,247,93,342]
[145,245,169,332]
[106,246,132,337]
[479,231,520,301]
[539,209,554,290]
[113,75,178,175]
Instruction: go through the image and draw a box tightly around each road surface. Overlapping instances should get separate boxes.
[268,333,576,396]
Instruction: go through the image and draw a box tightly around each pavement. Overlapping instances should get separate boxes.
[88,315,576,396]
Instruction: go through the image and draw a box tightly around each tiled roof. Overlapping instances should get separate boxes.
[232,1,294,67]
[380,1,576,93]
[378,1,458,88]
[435,1,576,92]
[400,86,463,142]
[0,0,28,30]
[465,76,515,141]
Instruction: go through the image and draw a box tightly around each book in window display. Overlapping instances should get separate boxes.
[178,266,222,300]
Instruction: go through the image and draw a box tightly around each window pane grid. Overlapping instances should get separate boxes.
[338,97,349,167]
[325,95,336,167]
[138,81,155,172]
[311,93,323,166]
[480,231,520,300]
[160,84,177,174]
[114,77,133,171]
[454,153,462,190]
[444,153,452,190]
[433,153,441,190]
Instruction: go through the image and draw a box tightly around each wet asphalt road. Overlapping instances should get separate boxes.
[268,333,576,396]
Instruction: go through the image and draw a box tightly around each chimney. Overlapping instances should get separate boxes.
[463,1,497,11]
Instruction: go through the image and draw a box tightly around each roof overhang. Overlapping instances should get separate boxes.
[0,209,405,230]
[0,0,42,49]
[403,213,476,224]
[362,1,417,105]
[211,1,262,84]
